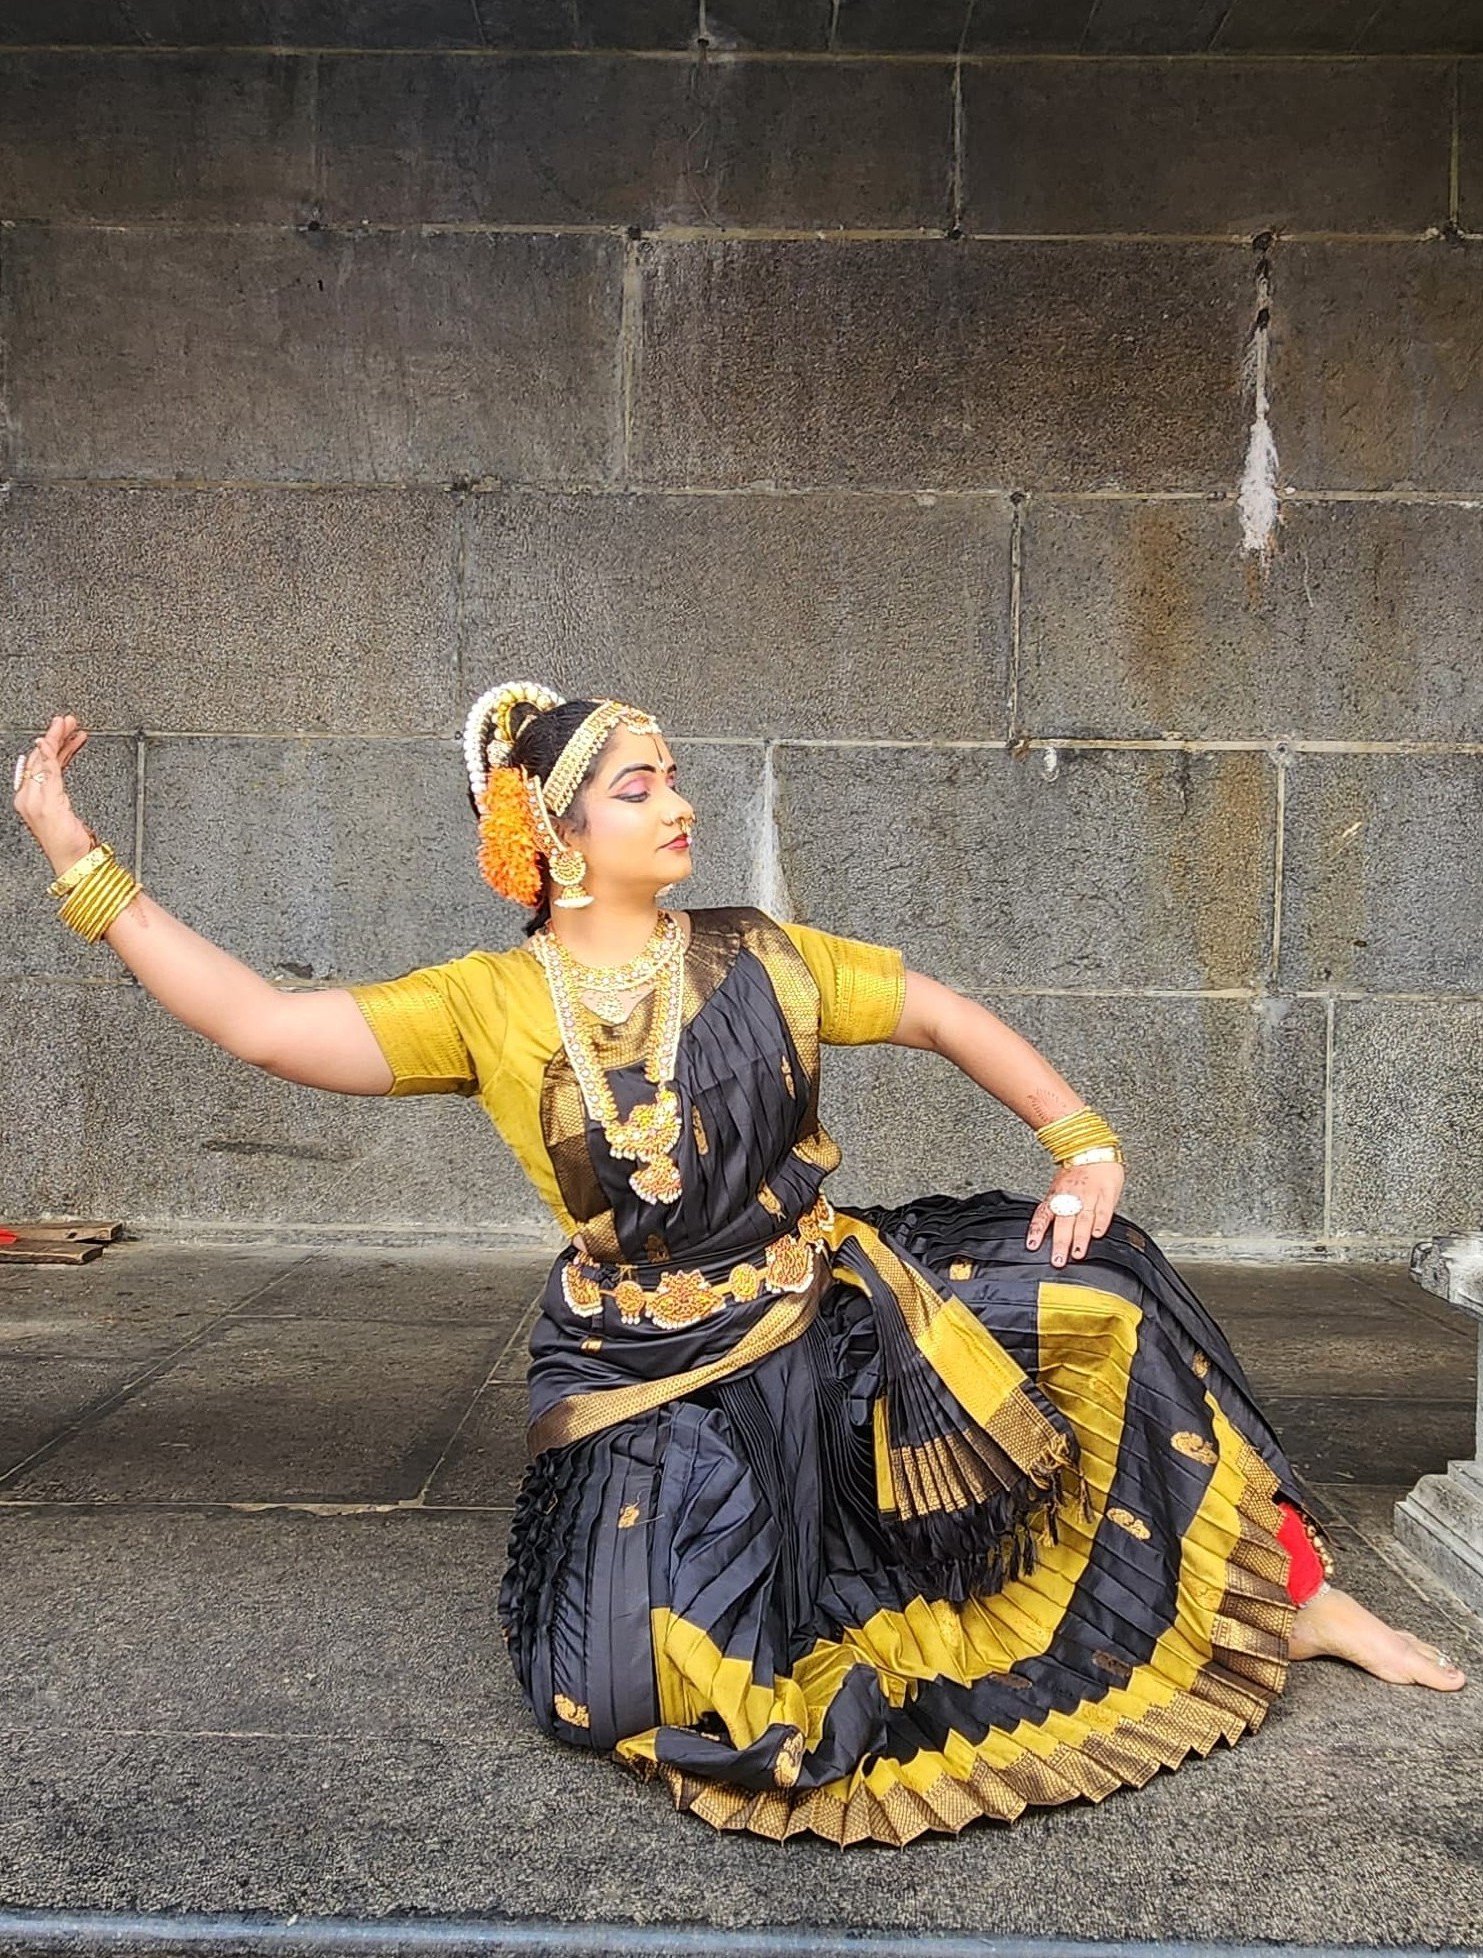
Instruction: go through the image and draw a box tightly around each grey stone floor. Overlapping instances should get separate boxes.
[0,1238,1480,1951]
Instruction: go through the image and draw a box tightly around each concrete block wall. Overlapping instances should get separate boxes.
[2,4,1480,1253]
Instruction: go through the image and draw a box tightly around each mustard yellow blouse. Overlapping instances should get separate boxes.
[345,912,906,1231]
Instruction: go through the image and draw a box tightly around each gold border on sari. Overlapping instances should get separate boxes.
[831,1212,1084,1509]
[526,1280,823,1458]
[622,1361,1298,1845]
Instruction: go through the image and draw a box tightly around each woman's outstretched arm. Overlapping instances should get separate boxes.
[14,714,394,1096]
[889,967,1125,1263]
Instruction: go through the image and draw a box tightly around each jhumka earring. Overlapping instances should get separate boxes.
[522,772,593,908]
[549,842,592,909]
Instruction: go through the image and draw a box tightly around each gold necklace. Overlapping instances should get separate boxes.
[546,912,681,1022]
[531,923,688,1205]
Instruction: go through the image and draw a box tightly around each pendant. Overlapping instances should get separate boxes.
[610,1086,682,1160]
[629,1154,684,1205]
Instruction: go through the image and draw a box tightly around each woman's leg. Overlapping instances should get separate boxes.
[1275,1499,1468,1689]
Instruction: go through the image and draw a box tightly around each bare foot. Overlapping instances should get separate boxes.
[1288,1585,1467,1690]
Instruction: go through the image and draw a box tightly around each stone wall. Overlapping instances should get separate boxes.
[2,4,1480,1252]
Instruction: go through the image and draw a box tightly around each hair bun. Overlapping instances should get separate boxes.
[507,698,544,744]
[461,679,565,799]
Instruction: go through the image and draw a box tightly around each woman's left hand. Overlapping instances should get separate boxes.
[1026,1162,1125,1267]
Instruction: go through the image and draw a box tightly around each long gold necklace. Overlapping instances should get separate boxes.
[531,919,688,1205]
[545,911,682,1022]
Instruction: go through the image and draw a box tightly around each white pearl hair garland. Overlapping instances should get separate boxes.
[462,681,565,801]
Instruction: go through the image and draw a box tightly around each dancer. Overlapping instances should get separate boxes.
[14,697,1466,1847]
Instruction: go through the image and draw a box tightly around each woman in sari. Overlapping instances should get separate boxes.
[14,690,1466,1848]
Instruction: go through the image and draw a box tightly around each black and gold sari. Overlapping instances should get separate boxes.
[348,905,1328,1846]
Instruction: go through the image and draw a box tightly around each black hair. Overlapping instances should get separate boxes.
[464,697,608,938]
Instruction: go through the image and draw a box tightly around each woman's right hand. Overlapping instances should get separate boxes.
[12,714,97,870]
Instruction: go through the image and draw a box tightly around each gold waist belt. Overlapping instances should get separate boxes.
[561,1192,835,1331]
[527,1274,825,1458]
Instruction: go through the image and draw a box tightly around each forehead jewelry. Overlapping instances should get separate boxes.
[542,700,663,816]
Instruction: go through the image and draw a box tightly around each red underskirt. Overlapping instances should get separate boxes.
[1274,1499,1327,1603]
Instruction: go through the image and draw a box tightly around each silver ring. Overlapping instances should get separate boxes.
[1047,1192,1084,1217]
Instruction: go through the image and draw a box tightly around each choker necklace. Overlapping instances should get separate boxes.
[531,916,688,1205]
[544,911,682,1022]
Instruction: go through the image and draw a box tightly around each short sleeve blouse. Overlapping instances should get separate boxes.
[775,920,906,1045]
[345,954,498,1098]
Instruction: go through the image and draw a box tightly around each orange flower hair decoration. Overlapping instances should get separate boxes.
[464,680,564,908]
[476,763,544,907]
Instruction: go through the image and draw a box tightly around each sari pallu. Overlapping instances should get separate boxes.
[494,908,1330,1846]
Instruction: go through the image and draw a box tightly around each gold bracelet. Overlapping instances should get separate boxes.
[57,854,124,926]
[61,870,140,943]
[1043,1130,1122,1166]
[58,865,128,938]
[1035,1107,1114,1144]
[1034,1105,1122,1165]
[1035,1105,1103,1138]
[58,859,141,942]
[47,841,114,899]
[63,863,139,941]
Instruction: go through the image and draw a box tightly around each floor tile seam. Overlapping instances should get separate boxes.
[1216,1345,1460,1357]
[484,1291,543,1377]
[0,1924,1480,1958]
[0,1325,538,1359]
[210,1312,542,1327]
[1242,1379,1478,1396]
[1282,1493,1465,1522]
[411,1293,542,1502]
[0,1498,517,1514]
[0,1728,1476,1769]
[0,1256,325,1492]
[1216,1299,1471,1323]
[0,1724,545,1744]
[489,1360,535,1384]
[1236,1392,1478,1407]
[1344,1271,1474,1336]
[0,1923,1477,1958]
[1308,1478,1412,1494]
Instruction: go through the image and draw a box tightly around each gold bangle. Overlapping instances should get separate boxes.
[1034,1112,1097,1143]
[74,865,140,939]
[58,857,128,927]
[1036,1119,1118,1152]
[67,874,140,943]
[59,877,126,940]
[1046,1133,1121,1166]
[60,861,140,941]
[1034,1106,1122,1165]
[1035,1105,1103,1139]
[48,841,114,898]
[1036,1111,1114,1139]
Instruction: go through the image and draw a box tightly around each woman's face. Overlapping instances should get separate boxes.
[557,723,696,899]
